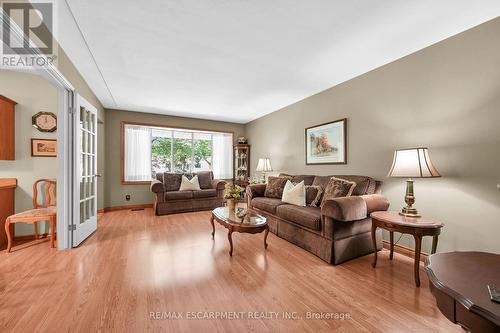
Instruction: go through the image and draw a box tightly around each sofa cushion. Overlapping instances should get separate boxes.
[251,197,286,214]
[276,205,322,231]
[282,180,306,206]
[321,177,356,206]
[313,175,375,196]
[196,171,213,189]
[179,175,201,191]
[305,185,323,207]
[165,191,193,200]
[312,176,331,191]
[163,173,183,192]
[264,177,289,199]
[192,189,217,198]
[334,175,375,195]
[279,173,315,186]
[155,172,163,182]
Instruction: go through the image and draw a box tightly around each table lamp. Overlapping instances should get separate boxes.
[388,148,441,217]
[256,158,273,183]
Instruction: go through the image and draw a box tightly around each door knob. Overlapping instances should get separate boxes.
[94,174,102,178]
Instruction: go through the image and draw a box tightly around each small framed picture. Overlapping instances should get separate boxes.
[305,118,347,165]
[31,138,57,157]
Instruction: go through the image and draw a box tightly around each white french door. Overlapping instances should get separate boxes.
[73,94,98,246]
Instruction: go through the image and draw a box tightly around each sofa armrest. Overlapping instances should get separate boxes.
[212,179,227,190]
[321,194,389,222]
[212,179,227,199]
[246,184,267,208]
[246,184,266,199]
[151,179,165,193]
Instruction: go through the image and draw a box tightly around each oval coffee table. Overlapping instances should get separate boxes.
[210,207,269,256]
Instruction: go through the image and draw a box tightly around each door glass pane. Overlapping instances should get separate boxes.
[80,202,84,224]
[89,113,94,133]
[80,178,85,200]
[90,134,94,154]
[89,200,95,218]
[89,176,94,196]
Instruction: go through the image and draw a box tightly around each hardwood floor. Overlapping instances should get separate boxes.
[0,209,461,332]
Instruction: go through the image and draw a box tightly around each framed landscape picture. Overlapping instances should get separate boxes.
[305,118,347,165]
[31,138,57,157]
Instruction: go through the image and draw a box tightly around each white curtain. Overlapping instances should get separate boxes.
[124,125,152,181]
[212,132,233,179]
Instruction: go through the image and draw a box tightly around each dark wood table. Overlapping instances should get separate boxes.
[211,207,269,256]
[424,252,500,333]
[370,211,444,287]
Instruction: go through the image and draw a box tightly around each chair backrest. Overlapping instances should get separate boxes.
[33,179,57,208]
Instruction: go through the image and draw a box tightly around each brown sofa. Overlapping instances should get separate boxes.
[151,171,226,215]
[247,174,390,264]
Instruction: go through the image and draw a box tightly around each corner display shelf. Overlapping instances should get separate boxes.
[233,144,250,201]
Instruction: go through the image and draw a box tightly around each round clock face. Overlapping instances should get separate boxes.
[33,112,57,132]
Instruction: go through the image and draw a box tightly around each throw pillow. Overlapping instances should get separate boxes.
[195,171,213,189]
[282,180,306,206]
[320,177,357,206]
[179,175,201,191]
[264,176,290,199]
[305,185,323,207]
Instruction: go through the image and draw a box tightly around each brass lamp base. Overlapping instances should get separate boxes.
[399,178,421,218]
[399,207,420,218]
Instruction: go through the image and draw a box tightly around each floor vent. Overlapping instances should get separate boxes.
[131,208,145,211]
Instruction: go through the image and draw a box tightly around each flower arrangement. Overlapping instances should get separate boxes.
[248,176,264,185]
[224,183,242,200]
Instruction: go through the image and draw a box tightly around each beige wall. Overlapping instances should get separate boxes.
[245,18,500,254]
[104,109,245,208]
[0,70,58,236]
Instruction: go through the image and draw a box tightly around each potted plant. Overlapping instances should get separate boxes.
[224,183,242,212]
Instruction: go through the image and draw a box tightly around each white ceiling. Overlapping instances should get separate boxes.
[58,1,500,123]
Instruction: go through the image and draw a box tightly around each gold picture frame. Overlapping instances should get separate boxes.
[31,138,57,157]
[305,118,347,165]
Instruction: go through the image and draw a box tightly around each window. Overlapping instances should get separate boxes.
[123,123,233,182]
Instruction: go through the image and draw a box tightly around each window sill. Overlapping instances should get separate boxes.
[121,181,152,185]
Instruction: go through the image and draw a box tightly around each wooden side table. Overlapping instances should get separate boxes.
[370,211,444,287]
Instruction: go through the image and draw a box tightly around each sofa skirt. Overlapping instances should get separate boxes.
[252,208,382,264]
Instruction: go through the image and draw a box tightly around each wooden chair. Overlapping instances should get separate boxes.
[4,179,57,253]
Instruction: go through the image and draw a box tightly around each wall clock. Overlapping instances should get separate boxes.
[32,112,57,132]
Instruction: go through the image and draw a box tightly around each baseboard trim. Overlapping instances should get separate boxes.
[382,240,429,263]
[98,204,153,213]
[14,233,54,241]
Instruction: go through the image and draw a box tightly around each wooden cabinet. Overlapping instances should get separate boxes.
[0,178,17,250]
[0,95,17,160]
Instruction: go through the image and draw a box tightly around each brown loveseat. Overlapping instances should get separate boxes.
[247,174,390,264]
[151,171,226,215]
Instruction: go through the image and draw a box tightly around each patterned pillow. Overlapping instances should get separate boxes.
[320,177,357,206]
[305,185,323,207]
[163,173,182,192]
[264,176,290,199]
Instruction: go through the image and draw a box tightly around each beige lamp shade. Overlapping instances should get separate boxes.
[388,148,441,178]
[256,158,273,172]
